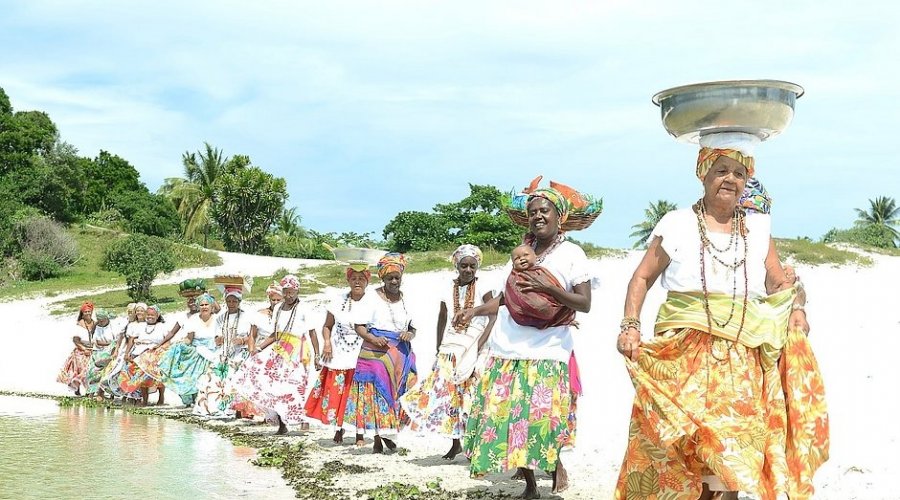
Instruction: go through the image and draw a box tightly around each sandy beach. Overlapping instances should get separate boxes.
[1,249,897,499]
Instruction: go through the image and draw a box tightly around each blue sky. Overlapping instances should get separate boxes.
[2,1,897,247]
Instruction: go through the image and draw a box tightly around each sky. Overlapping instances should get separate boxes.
[1,1,898,248]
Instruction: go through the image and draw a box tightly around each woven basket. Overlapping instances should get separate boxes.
[178,288,205,298]
[504,208,601,231]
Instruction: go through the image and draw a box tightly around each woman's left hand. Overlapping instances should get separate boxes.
[516,274,547,294]
[790,310,810,335]
[399,331,415,342]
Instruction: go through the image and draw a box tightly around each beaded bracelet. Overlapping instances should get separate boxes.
[620,316,641,332]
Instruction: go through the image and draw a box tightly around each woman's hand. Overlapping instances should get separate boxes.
[616,327,641,362]
[321,345,333,364]
[516,273,548,294]
[215,336,224,347]
[790,310,810,335]
[399,331,415,342]
[370,336,389,348]
[452,309,475,329]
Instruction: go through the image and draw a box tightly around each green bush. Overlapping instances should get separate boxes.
[14,216,79,280]
[112,191,181,237]
[267,233,332,260]
[383,211,452,252]
[171,242,223,267]
[102,234,176,301]
[86,208,125,231]
[823,225,897,249]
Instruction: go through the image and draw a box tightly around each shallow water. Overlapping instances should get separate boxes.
[0,395,294,500]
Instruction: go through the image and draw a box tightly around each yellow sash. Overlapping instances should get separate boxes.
[655,288,795,367]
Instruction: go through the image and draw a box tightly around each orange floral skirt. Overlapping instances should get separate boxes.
[615,328,829,500]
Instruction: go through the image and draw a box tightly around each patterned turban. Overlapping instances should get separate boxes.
[527,187,571,224]
[451,244,483,269]
[146,304,161,314]
[95,309,113,320]
[696,148,756,181]
[80,301,94,313]
[265,281,283,298]
[346,266,372,282]
[740,177,772,214]
[223,285,242,300]
[377,252,408,279]
[197,294,216,306]
[280,274,301,290]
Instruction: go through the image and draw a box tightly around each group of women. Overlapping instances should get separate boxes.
[55,140,829,499]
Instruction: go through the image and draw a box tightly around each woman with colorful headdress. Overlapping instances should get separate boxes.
[456,178,597,498]
[344,252,418,453]
[231,274,317,434]
[193,281,260,418]
[304,263,375,443]
[613,135,828,499]
[56,301,97,395]
[399,244,496,460]
[118,304,168,406]
[158,294,219,405]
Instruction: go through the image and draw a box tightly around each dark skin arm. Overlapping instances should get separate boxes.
[476,292,497,352]
[320,312,336,364]
[355,324,388,348]
[515,275,592,313]
[310,328,321,369]
[436,301,448,352]
[763,237,810,334]
[619,236,670,361]
[153,323,182,351]
[247,325,258,355]
[452,294,501,327]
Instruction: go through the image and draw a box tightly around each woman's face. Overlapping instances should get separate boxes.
[381,271,402,295]
[347,271,369,294]
[703,156,748,207]
[268,294,282,307]
[81,310,93,321]
[187,297,198,313]
[135,308,147,322]
[97,318,110,327]
[456,257,478,285]
[198,300,213,315]
[282,287,299,305]
[146,309,159,325]
[225,296,241,313]
[527,197,560,240]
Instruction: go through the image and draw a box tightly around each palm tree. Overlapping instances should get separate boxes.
[630,200,678,249]
[855,196,900,242]
[173,143,228,247]
[275,207,304,237]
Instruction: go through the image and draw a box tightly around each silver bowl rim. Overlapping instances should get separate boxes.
[652,79,805,106]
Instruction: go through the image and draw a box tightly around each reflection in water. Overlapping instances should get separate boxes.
[0,396,293,499]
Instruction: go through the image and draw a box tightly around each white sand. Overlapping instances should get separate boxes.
[1,249,897,499]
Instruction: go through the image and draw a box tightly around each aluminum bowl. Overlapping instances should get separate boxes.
[329,247,387,266]
[652,80,804,143]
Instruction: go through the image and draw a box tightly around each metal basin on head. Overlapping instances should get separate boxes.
[652,80,804,143]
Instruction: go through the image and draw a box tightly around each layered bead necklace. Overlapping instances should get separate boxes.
[695,200,749,344]
[527,232,565,265]
[220,309,242,351]
[333,293,364,354]
[451,277,478,331]
[272,302,298,340]
[382,289,409,332]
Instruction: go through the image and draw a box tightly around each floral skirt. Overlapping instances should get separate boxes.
[85,347,114,394]
[231,333,313,425]
[400,354,472,439]
[614,328,829,499]
[57,348,91,391]
[134,345,169,381]
[304,367,355,428]
[118,359,162,393]
[158,344,212,402]
[194,350,251,418]
[343,381,409,436]
[464,357,572,476]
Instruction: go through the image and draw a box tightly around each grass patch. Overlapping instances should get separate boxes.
[0,226,221,301]
[775,238,873,267]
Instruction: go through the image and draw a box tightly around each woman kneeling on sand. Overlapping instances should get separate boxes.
[400,244,496,461]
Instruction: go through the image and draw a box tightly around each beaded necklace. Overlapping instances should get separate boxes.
[333,293,365,354]
[381,288,409,332]
[220,309,242,351]
[272,302,299,340]
[527,232,565,265]
[451,277,478,331]
[694,201,749,348]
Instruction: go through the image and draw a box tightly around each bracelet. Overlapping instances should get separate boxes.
[792,303,805,312]
[620,316,641,332]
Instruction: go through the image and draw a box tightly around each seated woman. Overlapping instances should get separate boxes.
[344,253,418,454]
[97,303,141,402]
[158,294,219,406]
[56,302,96,396]
[84,309,119,399]
[231,275,317,434]
[304,264,374,443]
[118,305,167,406]
[193,284,259,418]
[400,245,496,461]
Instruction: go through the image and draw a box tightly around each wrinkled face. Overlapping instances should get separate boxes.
[703,156,748,207]
[135,308,147,322]
[225,296,241,313]
[511,245,537,271]
[268,293,283,307]
[381,271,402,294]
[198,300,213,315]
[347,270,369,293]
[282,287,299,305]
[145,309,159,324]
[456,256,478,285]
[527,197,560,240]
[97,318,110,327]
[187,297,198,313]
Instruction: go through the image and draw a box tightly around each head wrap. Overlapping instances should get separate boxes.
[451,244,483,269]
[346,266,372,282]
[740,177,772,214]
[265,281,283,297]
[696,148,756,181]
[377,252,408,279]
[146,304,161,315]
[527,188,571,224]
[80,301,94,313]
[197,293,216,306]
[134,302,148,311]
[223,285,242,300]
[95,309,114,321]
[280,274,300,290]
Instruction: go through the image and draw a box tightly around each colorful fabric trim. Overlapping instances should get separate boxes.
[504,267,576,329]
[740,177,772,214]
[377,252,408,279]
[696,147,756,180]
[352,328,417,409]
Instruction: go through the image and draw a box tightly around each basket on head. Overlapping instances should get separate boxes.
[178,279,207,298]
[502,176,603,232]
